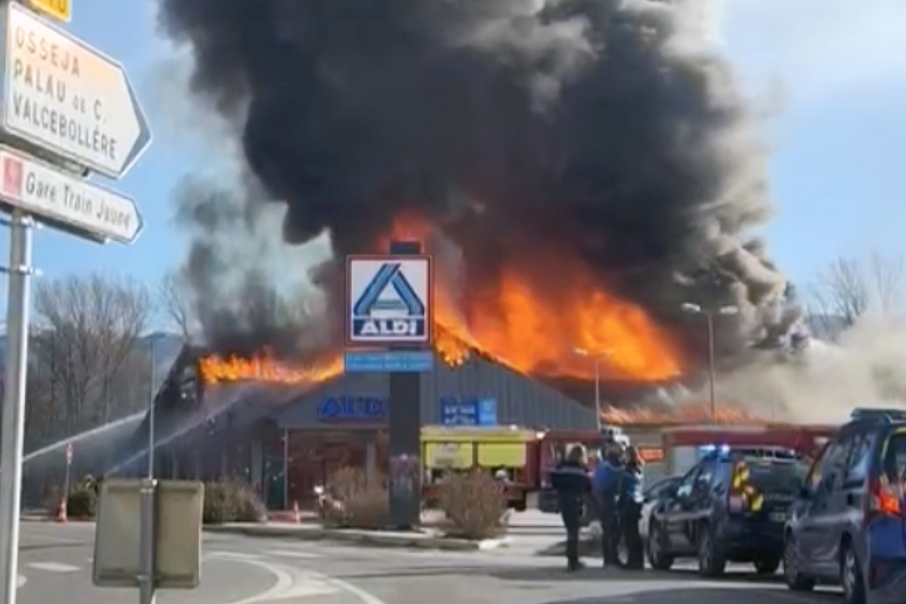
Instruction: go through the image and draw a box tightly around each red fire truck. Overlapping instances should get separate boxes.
[660,423,837,477]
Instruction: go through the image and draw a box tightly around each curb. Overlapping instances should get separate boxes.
[203,524,506,551]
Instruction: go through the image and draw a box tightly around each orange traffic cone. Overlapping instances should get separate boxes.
[292,500,300,523]
[55,497,67,523]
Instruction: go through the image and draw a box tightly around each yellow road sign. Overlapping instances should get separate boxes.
[26,0,70,22]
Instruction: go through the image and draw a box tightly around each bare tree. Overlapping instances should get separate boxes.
[869,251,904,315]
[807,253,905,337]
[159,269,194,340]
[30,274,153,437]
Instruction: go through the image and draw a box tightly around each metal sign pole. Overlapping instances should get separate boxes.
[386,241,423,529]
[139,337,157,604]
[0,209,34,604]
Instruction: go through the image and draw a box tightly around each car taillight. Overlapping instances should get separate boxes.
[869,477,903,518]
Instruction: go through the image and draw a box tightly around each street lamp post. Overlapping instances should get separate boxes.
[574,348,612,432]
[680,303,738,424]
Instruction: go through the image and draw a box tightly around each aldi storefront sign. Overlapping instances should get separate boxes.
[317,396,387,423]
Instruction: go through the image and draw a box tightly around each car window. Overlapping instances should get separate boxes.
[883,431,906,481]
[645,477,679,499]
[696,460,715,492]
[806,442,829,490]
[676,465,701,497]
[742,457,809,492]
[817,436,853,491]
[846,432,874,481]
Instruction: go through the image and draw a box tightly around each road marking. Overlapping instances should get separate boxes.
[27,562,80,573]
[220,558,336,603]
[320,574,386,604]
[267,550,317,559]
[16,574,25,588]
[208,551,264,561]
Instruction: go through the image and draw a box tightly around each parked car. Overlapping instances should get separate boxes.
[784,408,906,604]
[647,444,808,577]
[639,475,681,541]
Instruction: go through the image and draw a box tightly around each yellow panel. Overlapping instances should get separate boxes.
[477,443,525,467]
[421,426,534,443]
[27,0,71,22]
[425,442,474,468]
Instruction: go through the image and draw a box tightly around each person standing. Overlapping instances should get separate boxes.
[619,446,645,570]
[594,443,623,567]
[550,444,591,571]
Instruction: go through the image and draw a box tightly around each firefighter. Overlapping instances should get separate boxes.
[550,443,592,571]
[593,440,624,567]
[619,446,645,570]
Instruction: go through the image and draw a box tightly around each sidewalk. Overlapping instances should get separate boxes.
[204,522,507,551]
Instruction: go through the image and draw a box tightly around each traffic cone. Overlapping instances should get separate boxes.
[55,497,67,523]
[292,500,300,523]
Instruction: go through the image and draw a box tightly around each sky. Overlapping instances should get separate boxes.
[0,0,904,326]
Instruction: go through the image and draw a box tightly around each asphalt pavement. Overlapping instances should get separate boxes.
[15,521,845,604]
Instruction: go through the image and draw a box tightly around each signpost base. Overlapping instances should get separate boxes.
[138,478,157,604]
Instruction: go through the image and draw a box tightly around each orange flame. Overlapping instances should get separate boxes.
[198,350,342,385]
[199,213,685,387]
[389,214,682,381]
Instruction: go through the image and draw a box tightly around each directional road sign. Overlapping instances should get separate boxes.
[26,0,71,23]
[0,146,142,243]
[1,2,151,178]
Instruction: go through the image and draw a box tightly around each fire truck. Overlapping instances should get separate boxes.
[420,425,543,510]
[660,423,836,477]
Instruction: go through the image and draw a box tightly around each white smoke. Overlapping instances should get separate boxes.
[719,315,906,423]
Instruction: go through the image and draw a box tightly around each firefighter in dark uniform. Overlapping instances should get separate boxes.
[550,443,591,571]
[619,445,645,569]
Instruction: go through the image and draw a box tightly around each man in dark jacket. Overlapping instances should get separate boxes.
[550,444,591,571]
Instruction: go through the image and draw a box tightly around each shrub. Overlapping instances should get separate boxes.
[66,484,97,518]
[322,467,388,529]
[44,476,99,519]
[437,470,507,540]
[203,479,267,524]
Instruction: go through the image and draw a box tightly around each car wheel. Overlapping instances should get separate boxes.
[754,555,781,575]
[841,541,866,604]
[646,521,674,570]
[783,533,815,591]
[697,525,727,577]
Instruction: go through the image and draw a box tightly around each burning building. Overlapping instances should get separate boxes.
[152,0,806,432]
[117,340,601,507]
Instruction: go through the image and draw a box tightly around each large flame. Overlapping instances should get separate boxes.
[198,215,684,403]
[391,215,682,381]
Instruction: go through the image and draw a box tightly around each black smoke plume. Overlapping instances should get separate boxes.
[159,0,803,369]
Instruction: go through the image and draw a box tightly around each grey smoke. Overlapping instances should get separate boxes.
[157,0,800,370]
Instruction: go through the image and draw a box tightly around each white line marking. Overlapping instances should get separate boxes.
[27,562,80,573]
[320,574,386,604]
[208,551,264,560]
[16,574,25,588]
[267,550,317,559]
[220,557,336,604]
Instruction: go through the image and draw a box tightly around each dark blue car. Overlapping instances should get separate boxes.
[784,408,906,604]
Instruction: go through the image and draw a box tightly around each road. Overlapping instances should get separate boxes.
[16,521,844,604]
